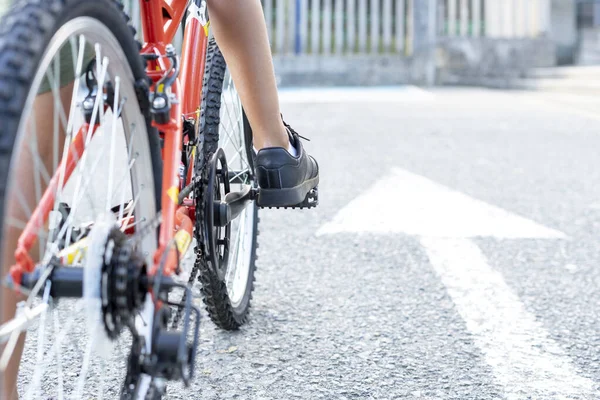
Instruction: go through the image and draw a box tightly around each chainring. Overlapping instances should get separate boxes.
[202,148,231,280]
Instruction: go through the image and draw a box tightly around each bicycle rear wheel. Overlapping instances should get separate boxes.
[0,0,161,398]
[195,38,259,330]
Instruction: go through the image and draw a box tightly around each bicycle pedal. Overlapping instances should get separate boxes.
[259,187,319,210]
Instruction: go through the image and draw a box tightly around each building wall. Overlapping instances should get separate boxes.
[550,0,577,64]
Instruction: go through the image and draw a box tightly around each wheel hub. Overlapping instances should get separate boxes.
[100,227,148,339]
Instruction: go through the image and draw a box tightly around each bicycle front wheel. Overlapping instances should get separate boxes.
[0,0,162,398]
[194,38,259,331]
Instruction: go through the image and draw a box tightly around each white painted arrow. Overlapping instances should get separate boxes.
[317,168,565,239]
[318,168,596,399]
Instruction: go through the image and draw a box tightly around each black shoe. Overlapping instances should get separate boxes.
[255,122,319,208]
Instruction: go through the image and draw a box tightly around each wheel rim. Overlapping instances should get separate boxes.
[0,17,157,399]
[218,69,256,308]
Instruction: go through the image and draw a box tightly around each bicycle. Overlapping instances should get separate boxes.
[0,0,317,398]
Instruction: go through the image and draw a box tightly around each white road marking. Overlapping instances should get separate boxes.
[319,168,597,399]
[420,237,595,400]
[278,86,434,104]
[317,168,566,239]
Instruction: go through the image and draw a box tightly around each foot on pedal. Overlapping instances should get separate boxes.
[255,121,319,209]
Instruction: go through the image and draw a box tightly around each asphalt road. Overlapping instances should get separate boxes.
[173,87,600,399]
[14,86,600,399]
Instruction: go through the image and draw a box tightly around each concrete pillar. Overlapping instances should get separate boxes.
[550,0,577,64]
[413,0,436,85]
[594,3,600,27]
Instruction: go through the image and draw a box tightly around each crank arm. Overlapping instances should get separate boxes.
[217,185,258,227]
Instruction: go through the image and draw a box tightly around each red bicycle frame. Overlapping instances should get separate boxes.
[9,0,209,284]
[140,0,208,276]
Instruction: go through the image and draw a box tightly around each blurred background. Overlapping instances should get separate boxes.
[119,0,600,90]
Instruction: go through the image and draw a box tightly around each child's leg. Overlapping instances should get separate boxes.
[206,0,288,150]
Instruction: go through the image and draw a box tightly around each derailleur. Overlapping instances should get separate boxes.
[141,277,201,386]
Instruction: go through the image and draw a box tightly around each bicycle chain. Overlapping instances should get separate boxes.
[170,172,208,329]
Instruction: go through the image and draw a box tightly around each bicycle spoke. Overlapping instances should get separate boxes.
[27,121,52,187]
[14,184,32,218]
[44,148,107,264]
[121,216,146,232]
[25,283,52,400]
[66,35,86,138]
[49,35,88,245]
[65,51,108,248]
[74,329,97,400]
[121,189,143,232]
[116,157,136,218]
[113,123,138,218]
[28,116,46,258]
[106,76,121,211]
[52,53,61,174]
[16,303,83,397]
[229,168,250,184]
[53,307,65,400]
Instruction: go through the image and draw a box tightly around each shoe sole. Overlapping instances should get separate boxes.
[257,176,320,208]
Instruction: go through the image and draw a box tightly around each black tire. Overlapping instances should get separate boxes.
[194,38,259,330]
[0,0,162,397]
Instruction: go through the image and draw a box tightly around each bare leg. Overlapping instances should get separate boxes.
[1,83,73,400]
[206,0,289,150]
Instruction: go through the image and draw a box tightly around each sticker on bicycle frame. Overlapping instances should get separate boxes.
[174,230,192,256]
[187,1,208,29]
[167,186,179,204]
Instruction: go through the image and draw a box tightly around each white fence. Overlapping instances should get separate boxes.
[120,0,552,56]
[263,0,416,55]
[438,0,551,38]
[264,0,553,56]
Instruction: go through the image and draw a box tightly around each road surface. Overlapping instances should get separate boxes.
[174,86,600,399]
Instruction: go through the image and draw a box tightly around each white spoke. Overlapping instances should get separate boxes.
[51,35,87,238]
[65,35,86,137]
[52,52,61,174]
[106,76,121,211]
[115,157,137,218]
[121,189,143,233]
[227,148,243,166]
[4,218,49,242]
[229,168,250,185]
[27,122,52,187]
[45,56,69,138]
[74,328,98,400]
[25,283,51,400]
[65,52,108,249]
[28,117,45,258]
[14,184,32,218]
[15,303,82,397]
[222,97,243,149]
[5,217,27,231]
[44,148,106,265]
[121,216,146,232]
[114,124,138,220]
[53,308,65,400]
